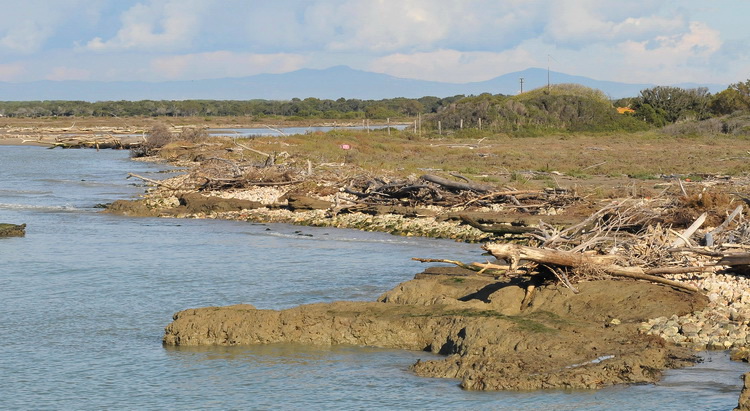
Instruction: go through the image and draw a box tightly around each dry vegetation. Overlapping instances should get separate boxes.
[193,128,750,192]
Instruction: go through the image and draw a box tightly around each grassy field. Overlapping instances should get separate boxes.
[262,128,750,180]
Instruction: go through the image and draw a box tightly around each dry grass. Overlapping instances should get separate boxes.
[243,129,750,181]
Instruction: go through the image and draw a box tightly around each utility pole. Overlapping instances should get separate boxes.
[519,77,524,94]
[547,54,557,93]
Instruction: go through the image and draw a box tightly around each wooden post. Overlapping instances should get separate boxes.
[478,118,482,130]
[387,117,390,135]
[460,119,464,129]
[438,121,442,135]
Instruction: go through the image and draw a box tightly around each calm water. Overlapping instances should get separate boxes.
[209,124,410,137]
[0,145,747,410]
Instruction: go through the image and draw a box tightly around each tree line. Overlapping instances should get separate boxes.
[0,96,462,120]
[2,78,750,135]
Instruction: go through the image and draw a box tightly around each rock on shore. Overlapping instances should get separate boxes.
[0,223,25,237]
[164,271,706,390]
[640,272,750,350]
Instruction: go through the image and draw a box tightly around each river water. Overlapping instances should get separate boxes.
[0,145,747,410]
[208,124,410,137]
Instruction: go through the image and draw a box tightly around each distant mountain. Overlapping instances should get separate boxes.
[0,66,727,101]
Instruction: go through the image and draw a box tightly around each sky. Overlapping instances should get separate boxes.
[0,0,748,86]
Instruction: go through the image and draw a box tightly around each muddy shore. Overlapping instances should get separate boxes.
[163,267,705,390]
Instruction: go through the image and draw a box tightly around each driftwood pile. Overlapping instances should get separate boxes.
[129,140,750,297]
[48,136,140,150]
[341,173,573,209]
[417,196,750,298]
[139,142,581,215]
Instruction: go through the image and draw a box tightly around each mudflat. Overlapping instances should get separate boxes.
[164,269,706,390]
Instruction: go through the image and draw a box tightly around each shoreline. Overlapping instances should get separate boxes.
[103,150,750,355]
[7,124,750,403]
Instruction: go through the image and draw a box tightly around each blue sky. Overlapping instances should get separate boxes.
[0,0,748,87]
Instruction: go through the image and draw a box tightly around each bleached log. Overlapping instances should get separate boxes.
[459,214,537,235]
[483,243,701,293]
[671,212,707,247]
[421,174,493,193]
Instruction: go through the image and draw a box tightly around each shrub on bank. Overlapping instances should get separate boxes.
[131,124,209,157]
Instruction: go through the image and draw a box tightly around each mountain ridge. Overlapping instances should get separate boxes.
[0,66,727,101]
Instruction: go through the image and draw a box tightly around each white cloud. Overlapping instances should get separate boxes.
[0,20,52,53]
[150,51,307,80]
[544,0,687,47]
[46,66,92,81]
[85,0,207,51]
[237,0,546,53]
[0,62,25,81]
[0,0,93,53]
[369,49,536,83]
[613,21,723,83]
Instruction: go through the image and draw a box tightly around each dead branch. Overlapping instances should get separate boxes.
[483,243,701,293]
[234,141,272,159]
[449,172,471,183]
[705,205,744,246]
[668,247,724,257]
[462,189,544,207]
[412,258,508,276]
[127,173,180,190]
[543,265,580,293]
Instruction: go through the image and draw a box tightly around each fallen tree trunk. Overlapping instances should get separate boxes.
[717,253,750,266]
[421,174,493,193]
[459,214,537,235]
[483,243,701,293]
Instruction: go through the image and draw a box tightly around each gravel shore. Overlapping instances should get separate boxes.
[641,272,750,350]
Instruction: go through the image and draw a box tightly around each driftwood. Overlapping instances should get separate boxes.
[671,212,706,247]
[441,211,578,227]
[483,243,701,293]
[705,205,744,246]
[717,253,750,267]
[421,174,492,193]
[412,258,508,276]
[339,204,437,217]
[463,190,544,207]
[285,195,332,211]
[459,214,537,235]
[127,173,180,190]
